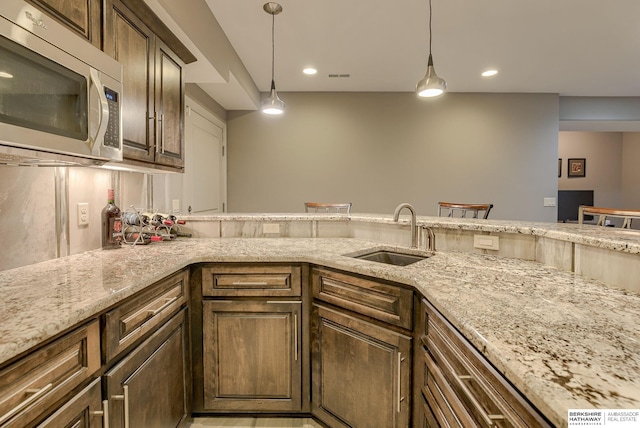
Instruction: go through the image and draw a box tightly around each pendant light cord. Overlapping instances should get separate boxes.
[429,0,433,55]
[271,12,276,83]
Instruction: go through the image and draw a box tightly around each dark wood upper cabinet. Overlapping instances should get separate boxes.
[26,0,101,48]
[103,0,186,171]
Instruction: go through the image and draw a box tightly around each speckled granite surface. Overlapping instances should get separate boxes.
[1,237,639,427]
[182,213,640,254]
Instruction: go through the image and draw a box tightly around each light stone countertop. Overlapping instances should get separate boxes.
[1,237,639,428]
[182,213,640,254]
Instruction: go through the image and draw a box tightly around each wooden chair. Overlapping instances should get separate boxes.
[437,202,493,219]
[578,206,640,229]
[304,202,352,214]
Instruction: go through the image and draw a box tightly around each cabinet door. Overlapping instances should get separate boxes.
[104,309,189,428]
[26,0,101,48]
[36,378,104,428]
[103,0,155,164]
[202,300,302,412]
[311,304,411,428]
[154,39,184,169]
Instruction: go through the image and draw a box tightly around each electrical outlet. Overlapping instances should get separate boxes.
[474,235,499,250]
[263,223,280,234]
[77,202,89,226]
[172,199,180,214]
[543,197,556,207]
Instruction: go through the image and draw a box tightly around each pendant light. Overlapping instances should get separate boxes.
[261,2,285,115]
[416,0,447,97]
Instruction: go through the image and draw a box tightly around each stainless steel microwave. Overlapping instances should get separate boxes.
[0,1,123,166]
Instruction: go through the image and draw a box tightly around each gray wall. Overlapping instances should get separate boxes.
[622,133,640,208]
[227,92,560,221]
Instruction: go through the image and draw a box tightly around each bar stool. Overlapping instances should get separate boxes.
[578,206,640,229]
[304,202,352,214]
[437,202,493,219]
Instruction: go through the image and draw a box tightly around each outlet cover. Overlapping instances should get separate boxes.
[263,223,280,234]
[543,197,556,207]
[77,202,89,226]
[474,235,499,251]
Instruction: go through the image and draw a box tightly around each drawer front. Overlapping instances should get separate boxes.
[36,378,103,427]
[104,269,189,362]
[202,264,301,297]
[312,267,413,329]
[423,300,551,428]
[0,320,100,428]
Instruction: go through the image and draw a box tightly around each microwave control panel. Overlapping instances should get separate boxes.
[103,87,120,149]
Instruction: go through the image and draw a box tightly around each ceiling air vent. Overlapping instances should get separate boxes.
[328,74,350,78]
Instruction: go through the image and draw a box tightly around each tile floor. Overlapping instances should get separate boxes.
[188,417,324,428]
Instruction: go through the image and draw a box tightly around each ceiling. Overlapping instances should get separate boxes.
[199,0,640,100]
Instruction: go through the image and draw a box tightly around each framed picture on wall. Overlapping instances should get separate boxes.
[558,158,562,177]
[568,158,586,178]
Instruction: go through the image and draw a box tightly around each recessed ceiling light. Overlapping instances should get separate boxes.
[481,69,498,77]
[0,71,13,78]
[303,67,317,75]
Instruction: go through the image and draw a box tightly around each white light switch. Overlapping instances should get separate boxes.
[263,223,280,234]
[474,235,499,250]
[172,199,180,214]
[77,202,89,226]
[543,197,556,207]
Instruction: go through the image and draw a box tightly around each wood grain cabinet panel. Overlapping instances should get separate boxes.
[311,267,413,330]
[202,264,302,297]
[202,300,302,411]
[104,308,190,428]
[0,320,100,428]
[311,304,411,428]
[36,378,104,428]
[103,0,185,171]
[103,269,188,363]
[26,0,101,48]
[419,299,552,428]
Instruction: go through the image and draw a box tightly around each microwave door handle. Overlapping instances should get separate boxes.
[89,68,109,156]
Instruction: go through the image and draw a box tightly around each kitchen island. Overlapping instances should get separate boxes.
[1,215,639,427]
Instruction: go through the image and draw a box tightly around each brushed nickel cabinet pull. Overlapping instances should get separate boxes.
[112,385,130,428]
[159,113,165,154]
[454,373,504,426]
[294,313,299,361]
[150,113,159,153]
[91,399,110,428]
[397,352,404,413]
[232,281,268,286]
[147,296,179,316]
[0,382,53,425]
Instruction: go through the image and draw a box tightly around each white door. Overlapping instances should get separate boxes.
[184,97,226,213]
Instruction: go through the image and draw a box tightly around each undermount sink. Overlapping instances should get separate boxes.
[353,249,431,266]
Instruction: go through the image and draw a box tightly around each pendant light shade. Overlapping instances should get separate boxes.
[416,0,446,98]
[416,54,447,97]
[261,3,284,115]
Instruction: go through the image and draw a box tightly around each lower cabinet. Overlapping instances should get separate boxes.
[36,378,104,427]
[311,304,412,428]
[104,308,190,428]
[202,300,302,412]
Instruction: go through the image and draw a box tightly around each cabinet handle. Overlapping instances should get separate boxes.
[112,385,130,428]
[147,296,179,316]
[232,281,268,286]
[453,372,505,425]
[294,313,299,361]
[160,113,165,154]
[397,353,405,413]
[91,399,110,428]
[0,382,53,425]
[150,113,159,153]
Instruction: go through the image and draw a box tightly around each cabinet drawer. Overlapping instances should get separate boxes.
[423,300,551,428]
[36,378,103,427]
[202,264,301,297]
[0,320,100,428]
[103,269,189,362]
[311,267,413,330]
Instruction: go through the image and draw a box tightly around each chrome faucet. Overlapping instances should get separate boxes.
[393,203,417,248]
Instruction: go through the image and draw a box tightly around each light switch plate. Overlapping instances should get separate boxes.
[543,197,556,207]
[77,202,89,226]
[263,223,280,234]
[474,235,499,251]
